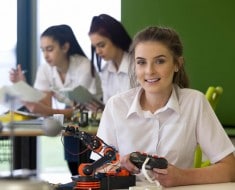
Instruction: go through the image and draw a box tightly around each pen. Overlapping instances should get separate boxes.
[11,68,27,74]
[22,70,27,74]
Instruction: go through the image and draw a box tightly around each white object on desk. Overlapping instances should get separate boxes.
[129,182,235,190]
[53,114,64,125]
[129,186,161,190]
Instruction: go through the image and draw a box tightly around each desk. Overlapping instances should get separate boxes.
[0,120,98,136]
[0,120,98,176]
[1,129,44,136]
[56,180,235,190]
[0,119,45,136]
[0,126,98,136]
[130,182,235,190]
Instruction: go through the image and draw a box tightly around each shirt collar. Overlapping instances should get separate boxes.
[107,52,129,74]
[161,84,180,114]
[127,87,143,118]
[127,85,180,118]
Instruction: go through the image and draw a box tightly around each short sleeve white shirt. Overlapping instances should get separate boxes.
[99,52,131,104]
[91,85,234,168]
[34,55,98,93]
[34,55,101,107]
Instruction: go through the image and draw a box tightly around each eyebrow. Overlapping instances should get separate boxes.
[40,45,53,50]
[135,55,166,59]
[94,41,105,47]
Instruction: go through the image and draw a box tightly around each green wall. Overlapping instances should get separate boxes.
[121,0,235,126]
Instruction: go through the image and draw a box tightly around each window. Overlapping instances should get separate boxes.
[37,0,121,63]
[0,0,17,114]
[37,0,121,183]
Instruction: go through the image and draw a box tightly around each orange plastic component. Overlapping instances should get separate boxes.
[78,163,92,176]
[74,181,100,190]
[92,145,102,154]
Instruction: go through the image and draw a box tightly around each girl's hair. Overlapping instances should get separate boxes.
[88,14,132,71]
[41,24,97,76]
[129,26,189,88]
[41,24,87,57]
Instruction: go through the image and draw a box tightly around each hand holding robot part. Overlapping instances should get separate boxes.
[129,152,168,170]
[68,126,135,190]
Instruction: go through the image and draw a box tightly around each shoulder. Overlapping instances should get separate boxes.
[177,86,205,98]
[119,52,131,73]
[69,55,92,73]
[70,55,91,65]
[38,63,51,70]
[175,85,207,107]
[100,61,111,72]
[37,63,52,75]
[106,88,138,108]
[176,86,204,97]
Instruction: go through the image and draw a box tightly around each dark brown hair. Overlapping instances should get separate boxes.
[89,14,132,71]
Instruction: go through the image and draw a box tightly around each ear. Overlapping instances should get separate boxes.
[62,42,70,53]
[175,56,184,72]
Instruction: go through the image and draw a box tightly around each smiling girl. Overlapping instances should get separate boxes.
[91,26,235,187]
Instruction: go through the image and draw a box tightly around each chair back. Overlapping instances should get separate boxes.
[205,86,223,110]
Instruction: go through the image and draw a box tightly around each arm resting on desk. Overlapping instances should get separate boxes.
[152,153,235,187]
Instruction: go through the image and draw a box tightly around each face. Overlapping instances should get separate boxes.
[89,33,119,61]
[40,36,68,67]
[135,41,178,95]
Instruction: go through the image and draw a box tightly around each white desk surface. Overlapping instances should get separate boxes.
[128,181,235,190]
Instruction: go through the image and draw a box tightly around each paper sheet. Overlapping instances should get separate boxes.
[0,81,46,109]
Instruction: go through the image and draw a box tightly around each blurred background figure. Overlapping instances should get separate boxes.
[9,24,102,176]
[89,14,132,104]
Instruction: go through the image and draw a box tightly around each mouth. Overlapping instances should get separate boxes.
[47,60,54,65]
[145,78,160,83]
[99,55,105,59]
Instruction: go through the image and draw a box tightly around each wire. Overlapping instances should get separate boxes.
[141,157,161,188]
[60,135,89,156]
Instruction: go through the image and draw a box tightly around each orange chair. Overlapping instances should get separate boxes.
[194,86,223,168]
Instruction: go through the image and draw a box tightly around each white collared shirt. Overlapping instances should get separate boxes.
[99,52,131,104]
[92,85,234,168]
[34,54,102,107]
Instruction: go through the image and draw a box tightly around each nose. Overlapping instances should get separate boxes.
[95,47,102,55]
[145,62,155,74]
[43,52,49,61]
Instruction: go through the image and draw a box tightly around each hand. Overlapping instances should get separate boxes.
[152,164,183,187]
[120,154,140,174]
[83,99,104,113]
[23,101,51,116]
[23,100,74,118]
[9,64,26,83]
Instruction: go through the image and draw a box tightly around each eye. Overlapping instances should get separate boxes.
[155,58,165,64]
[97,42,106,48]
[136,58,146,65]
[46,46,53,52]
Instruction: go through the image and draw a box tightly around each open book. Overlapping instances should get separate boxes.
[62,85,104,109]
